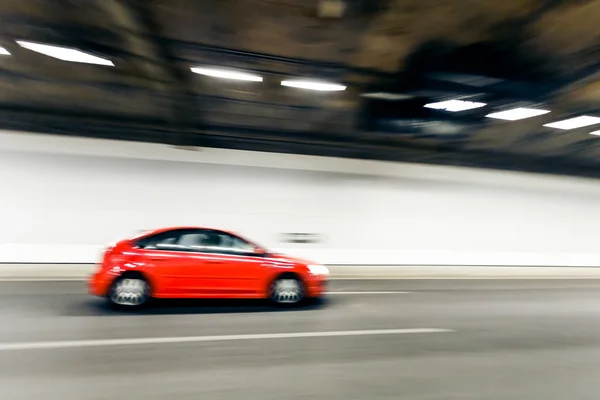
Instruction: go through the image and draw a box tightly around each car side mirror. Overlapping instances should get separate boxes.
[253,246,268,256]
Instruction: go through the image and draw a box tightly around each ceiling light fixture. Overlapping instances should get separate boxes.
[190,67,263,82]
[281,80,346,91]
[16,41,114,66]
[486,107,550,121]
[0,46,10,56]
[424,99,486,112]
[543,116,600,130]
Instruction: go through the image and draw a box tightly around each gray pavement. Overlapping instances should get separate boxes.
[1,280,600,399]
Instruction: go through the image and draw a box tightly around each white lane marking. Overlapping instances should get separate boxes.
[326,291,411,295]
[0,328,454,351]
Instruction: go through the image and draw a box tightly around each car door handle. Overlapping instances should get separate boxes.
[206,260,224,264]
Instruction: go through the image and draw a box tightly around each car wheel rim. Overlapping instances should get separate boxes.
[111,279,148,306]
[272,279,302,304]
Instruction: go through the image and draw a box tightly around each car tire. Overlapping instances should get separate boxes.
[269,275,305,306]
[107,274,151,309]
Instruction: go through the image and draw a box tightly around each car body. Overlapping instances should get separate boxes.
[88,226,329,307]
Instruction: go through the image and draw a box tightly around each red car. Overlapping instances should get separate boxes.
[89,227,329,308]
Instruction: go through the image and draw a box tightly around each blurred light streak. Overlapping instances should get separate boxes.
[16,41,114,66]
[281,80,346,91]
[544,116,600,130]
[190,67,263,82]
[424,100,486,112]
[486,108,550,121]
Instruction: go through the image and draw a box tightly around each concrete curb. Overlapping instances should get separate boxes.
[2,264,600,280]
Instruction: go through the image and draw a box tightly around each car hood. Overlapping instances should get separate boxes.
[267,252,316,266]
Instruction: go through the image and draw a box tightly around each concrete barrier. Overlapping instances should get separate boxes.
[2,264,600,280]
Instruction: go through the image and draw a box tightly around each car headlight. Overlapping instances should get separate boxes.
[307,264,329,275]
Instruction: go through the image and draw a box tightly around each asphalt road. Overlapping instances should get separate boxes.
[2,279,600,399]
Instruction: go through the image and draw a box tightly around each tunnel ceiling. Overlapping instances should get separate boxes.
[2,0,600,177]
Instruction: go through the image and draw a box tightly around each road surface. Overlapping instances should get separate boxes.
[1,279,600,399]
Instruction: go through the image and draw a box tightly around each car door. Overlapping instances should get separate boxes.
[136,229,206,296]
[194,230,269,297]
[172,230,219,295]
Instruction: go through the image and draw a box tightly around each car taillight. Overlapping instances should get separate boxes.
[100,240,137,271]
[100,247,117,268]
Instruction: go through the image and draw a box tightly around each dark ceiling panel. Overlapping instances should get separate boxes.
[0,0,599,177]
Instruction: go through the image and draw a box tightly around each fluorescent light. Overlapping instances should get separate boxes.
[424,99,486,112]
[589,130,600,136]
[281,80,346,91]
[486,107,550,121]
[190,67,263,82]
[0,47,10,55]
[543,116,600,130]
[16,41,113,66]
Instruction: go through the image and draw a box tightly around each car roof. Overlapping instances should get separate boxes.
[133,226,236,238]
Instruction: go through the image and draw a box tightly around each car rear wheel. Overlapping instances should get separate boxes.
[269,275,304,306]
[108,275,150,309]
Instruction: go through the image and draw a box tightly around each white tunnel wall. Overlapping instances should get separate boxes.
[0,130,599,266]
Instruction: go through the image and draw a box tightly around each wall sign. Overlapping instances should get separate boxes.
[280,233,323,244]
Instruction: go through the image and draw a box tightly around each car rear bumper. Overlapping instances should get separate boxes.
[88,271,111,297]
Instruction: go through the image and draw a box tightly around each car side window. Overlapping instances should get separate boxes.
[136,232,179,250]
[178,232,211,251]
[136,229,258,255]
[213,232,255,254]
[136,230,186,251]
[178,230,255,255]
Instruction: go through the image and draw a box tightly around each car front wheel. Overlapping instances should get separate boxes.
[269,275,305,306]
